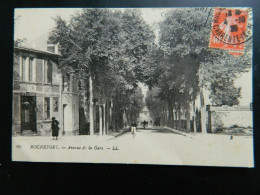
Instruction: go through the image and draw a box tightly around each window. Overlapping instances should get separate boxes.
[29,58,34,82]
[47,45,55,53]
[53,98,59,112]
[47,41,55,53]
[47,61,52,83]
[63,74,70,92]
[44,60,52,84]
[20,56,34,82]
[20,56,26,81]
[44,97,50,120]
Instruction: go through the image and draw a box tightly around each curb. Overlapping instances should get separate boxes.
[113,129,130,138]
[106,129,130,140]
[164,126,194,139]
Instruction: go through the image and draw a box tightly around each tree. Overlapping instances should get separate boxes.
[146,8,252,131]
[146,87,168,125]
[125,86,145,122]
[49,9,155,134]
[14,38,27,47]
[14,15,27,47]
[210,77,241,106]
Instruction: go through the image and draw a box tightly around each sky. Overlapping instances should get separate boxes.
[14,8,164,99]
[14,8,252,106]
[14,8,166,42]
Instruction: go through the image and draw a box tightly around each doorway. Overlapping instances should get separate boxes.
[21,96,36,133]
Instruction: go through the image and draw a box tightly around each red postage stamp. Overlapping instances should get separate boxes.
[209,8,250,56]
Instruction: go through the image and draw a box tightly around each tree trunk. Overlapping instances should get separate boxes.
[172,108,175,129]
[175,109,177,129]
[168,104,173,128]
[165,109,168,126]
[200,89,205,107]
[178,109,182,130]
[83,93,89,122]
[99,105,102,136]
[103,104,106,135]
[162,110,165,126]
[200,88,207,133]
[89,74,94,135]
[105,98,110,133]
[193,100,197,133]
[200,106,207,134]
[110,98,113,131]
[186,105,190,132]
[112,98,116,131]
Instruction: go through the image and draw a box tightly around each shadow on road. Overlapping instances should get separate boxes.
[138,128,186,136]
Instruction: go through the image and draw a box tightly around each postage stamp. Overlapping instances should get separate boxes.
[209,8,252,56]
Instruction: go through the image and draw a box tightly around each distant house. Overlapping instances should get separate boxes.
[12,44,79,136]
[137,106,153,126]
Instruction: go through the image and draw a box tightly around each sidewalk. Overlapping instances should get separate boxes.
[15,126,147,139]
[164,126,253,141]
[107,128,130,138]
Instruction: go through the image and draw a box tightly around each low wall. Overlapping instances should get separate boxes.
[207,105,253,132]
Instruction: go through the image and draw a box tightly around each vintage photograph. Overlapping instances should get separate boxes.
[12,8,253,167]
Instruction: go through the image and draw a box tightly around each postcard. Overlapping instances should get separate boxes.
[12,8,253,167]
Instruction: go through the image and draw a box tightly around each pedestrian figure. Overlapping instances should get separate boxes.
[143,120,147,129]
[130,120,137,138]
[51,117,59,140]
[154,118,160,127]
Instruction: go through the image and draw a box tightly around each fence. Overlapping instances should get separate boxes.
[166,104,252,133]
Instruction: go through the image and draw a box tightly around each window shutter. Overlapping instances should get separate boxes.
[47,61,52,83]
[36,59,43,83]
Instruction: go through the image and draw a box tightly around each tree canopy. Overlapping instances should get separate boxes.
[49,8,252,131]
[145,8,252,127]
[49,8,154,131]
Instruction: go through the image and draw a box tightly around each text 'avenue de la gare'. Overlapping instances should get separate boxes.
[29,145,119,150]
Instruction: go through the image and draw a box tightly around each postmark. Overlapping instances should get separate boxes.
[209,8,252,56]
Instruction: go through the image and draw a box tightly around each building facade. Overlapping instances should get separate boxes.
[12,46,79,136]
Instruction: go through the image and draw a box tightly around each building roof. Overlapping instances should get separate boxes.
[14,46,61,58]
[141,106,149,112]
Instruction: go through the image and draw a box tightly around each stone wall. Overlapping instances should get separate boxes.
[207,105,253,133]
